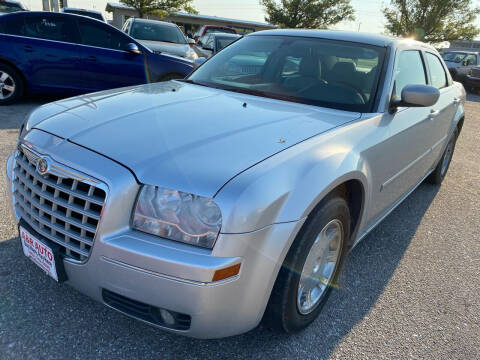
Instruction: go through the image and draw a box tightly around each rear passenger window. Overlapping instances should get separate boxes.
[0,16,25,35]
[78,21,130,51]
[394,50,427,99]
[425,53,447,89]
[23,15,77,43]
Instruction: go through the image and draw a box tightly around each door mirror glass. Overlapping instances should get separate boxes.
[393,84,440,109]
[127,43,141,54]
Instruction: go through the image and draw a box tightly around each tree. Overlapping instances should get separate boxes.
[120,0,197,18]
[260,0,355,29]
[383,0,480,43]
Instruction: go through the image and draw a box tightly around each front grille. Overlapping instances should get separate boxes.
[103,289,191,330]
[12,145,107,262]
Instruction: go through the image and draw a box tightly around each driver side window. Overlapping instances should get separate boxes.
[465,54,476,66]
[394,50,427,100]
[78,20,130,51]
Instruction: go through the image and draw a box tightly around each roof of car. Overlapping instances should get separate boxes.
[62,7,103,15]
[209,33,242,39]
[249,29,434,49]
[131,18,177,27]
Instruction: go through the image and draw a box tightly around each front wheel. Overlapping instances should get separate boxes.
[0,64,24,105]
[263,194,350,333]
[427,128,458,185]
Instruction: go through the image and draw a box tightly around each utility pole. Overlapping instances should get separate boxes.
[42,0,61,11]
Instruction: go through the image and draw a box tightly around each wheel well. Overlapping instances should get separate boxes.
[0,58,27,87]
[308,180,364,248]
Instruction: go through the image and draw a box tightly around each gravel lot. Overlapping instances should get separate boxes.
[0,94,479,360]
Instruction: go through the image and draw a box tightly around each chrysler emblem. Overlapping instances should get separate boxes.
[36,158,49,175]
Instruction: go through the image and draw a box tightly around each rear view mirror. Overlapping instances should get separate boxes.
[127,43,141,55]
[390,84,440,112]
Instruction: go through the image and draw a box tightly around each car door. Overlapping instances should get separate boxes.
[76,18,147,91]
[456,53,477,80]
[366,49,437,226]
[8,13,84,92]
[423,52,458,162]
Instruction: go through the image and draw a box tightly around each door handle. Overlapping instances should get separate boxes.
[87,56,97,62]
[428,109,440,120]
[23,45,33,53]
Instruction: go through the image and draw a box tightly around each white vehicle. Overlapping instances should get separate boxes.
[122,18,197,61]
[60,7,106,22]
[0,0,26,15]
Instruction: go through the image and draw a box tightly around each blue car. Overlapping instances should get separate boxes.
[0,12,194,104]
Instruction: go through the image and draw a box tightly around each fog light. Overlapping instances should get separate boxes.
[159,309,176,326]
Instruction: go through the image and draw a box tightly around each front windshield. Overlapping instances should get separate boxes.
[442,52,467,63]
[0,3,23,13]
[131,22,186,44]
[188,35,385,112]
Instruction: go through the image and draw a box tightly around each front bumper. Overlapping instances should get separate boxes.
[6,130,303,339]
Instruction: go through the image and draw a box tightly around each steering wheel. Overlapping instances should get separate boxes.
[334,81,368,104]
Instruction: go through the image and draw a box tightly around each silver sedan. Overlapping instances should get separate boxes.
[5,30,465,338]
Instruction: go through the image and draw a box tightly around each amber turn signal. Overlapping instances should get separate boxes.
[212,263,241,282]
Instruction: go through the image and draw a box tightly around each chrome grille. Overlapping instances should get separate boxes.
[12,145,107,262]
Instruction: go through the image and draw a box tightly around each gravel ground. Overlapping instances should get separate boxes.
[0,94,479,360]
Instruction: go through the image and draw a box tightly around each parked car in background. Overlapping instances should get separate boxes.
[442,51,479,82]
[0,0,26,15]
[193,24,237,41]
[0,12,194,104]
[122,18,197,61]
[465,65,480,92]
[60,7,106,22]
[5,30,465,338]
[196,32,241,58]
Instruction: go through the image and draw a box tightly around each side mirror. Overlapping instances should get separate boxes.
[194,57,207,67]
[390,84,440,112]
[127,43,141,55]
[187,38,195,46]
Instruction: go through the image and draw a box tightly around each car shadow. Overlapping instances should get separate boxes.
[0,95,62,130]
[0,183,440,359]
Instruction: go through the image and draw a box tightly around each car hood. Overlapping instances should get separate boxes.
[28,82,360,197]
[139,40,189,57]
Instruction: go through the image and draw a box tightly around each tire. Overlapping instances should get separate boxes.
[263,194,350,333]
[427,128,458,185]
[158,73,185,82]
[0,63,24,105]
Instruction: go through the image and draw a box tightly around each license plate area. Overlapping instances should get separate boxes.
[19,220,67,282]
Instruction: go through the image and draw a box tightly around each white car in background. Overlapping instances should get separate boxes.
[60,7,106,22]
[122,18,197,61]
[0,0,26,15]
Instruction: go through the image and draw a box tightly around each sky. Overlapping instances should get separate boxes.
[19,0,479,36]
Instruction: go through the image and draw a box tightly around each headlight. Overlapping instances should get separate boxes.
[132,185,222,248]
[186,49,198,60]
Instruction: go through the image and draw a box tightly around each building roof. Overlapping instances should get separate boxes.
[105,2,276,29]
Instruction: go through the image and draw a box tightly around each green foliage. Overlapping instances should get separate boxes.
[120,0,198,18]
[383,0,480,43]
[260,0,355,29]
